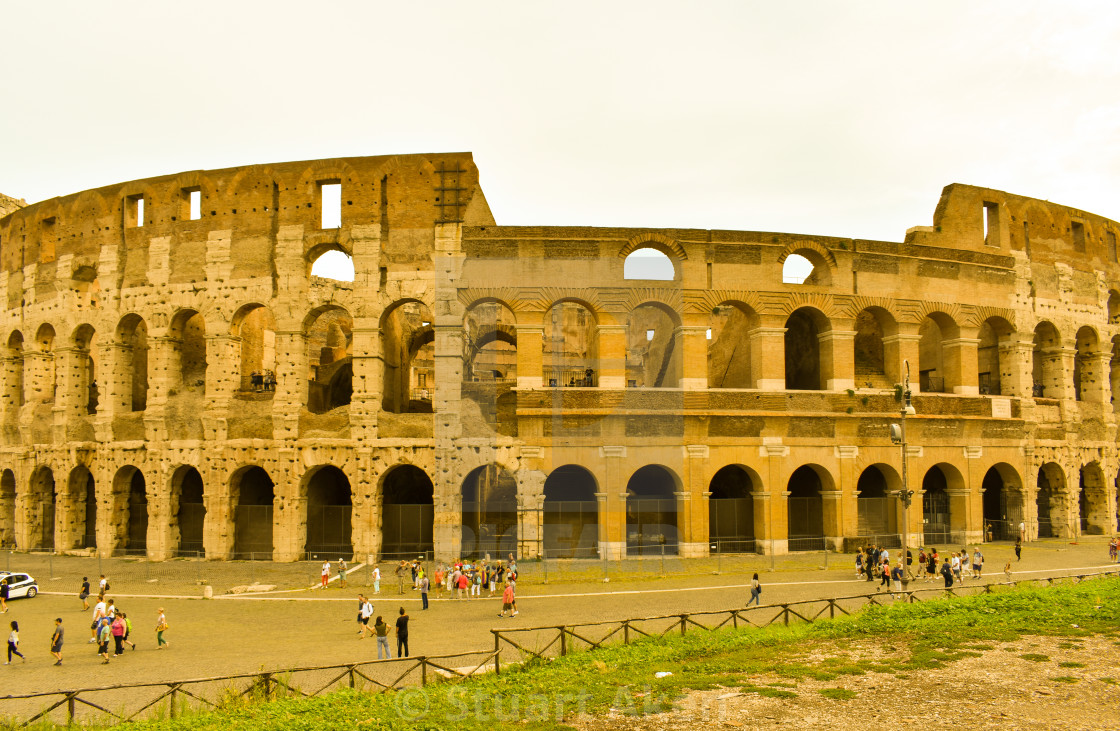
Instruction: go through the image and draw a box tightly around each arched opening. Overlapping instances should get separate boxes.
[72,325,98,415]
[787,465,826,551]
[168,310,207,395]
[918,313,959,393]
[232,304,277,398]
[4,333,25,431]
[1074,326,1101,402]
[625,465,679,555]
[305,306,353,414]
[1032,322,1062,398]
[1111,336,1120,413]
[116,315,149,412]
[785,308,827,390]
[708,465,757,552]
[542,465,599,558]
[109,467,147,555]
[232,466,274,559]
[66,465,96,550]
[921,467,951,544]
[1077,462,1108,535]
[1109,290,1120,324]
[461,464,518,559]
[977,317,1012,396]
[854,308,895,388]
[544,301,598,388]
[380,465,434,559]
[464,301,518,383]
[33,324,57,406]
[171,466,205,556]
[28,466,56,550]
[381,301,435,413]
[856,465,898,543]
[782,253,814,284]
[309,249,355,282]
[0,470,14,548]
[623,247,675,280]
[980,466,1019,541]
[304,466,353,559]
[627,304,681,388]
[708,304,757,389]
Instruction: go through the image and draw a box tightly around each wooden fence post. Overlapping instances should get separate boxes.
[169,686,178,718]
[348,664,356,689]
[492,631,501,676]
[623,620,630,644]
[67,692,76,725]
[559,627,567,657]
[828,599,836,619]
[680,615,688,636]
[421,658,428,686]
[782,605,790,626]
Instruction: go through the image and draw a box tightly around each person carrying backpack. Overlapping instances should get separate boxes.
[748,573,762,606]
[940,557,954,588]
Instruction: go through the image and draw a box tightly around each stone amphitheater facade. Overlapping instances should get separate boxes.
[0,152,1118,562]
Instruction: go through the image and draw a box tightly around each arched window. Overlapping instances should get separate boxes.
[623,248,675,280]
[461,465,518,559]
[382,301,435,413]
[543,465,598,558]
[977,317,1013,396]
[708,304,756,388]
[310,249,355,282]
[232,304,277,398]
[782,254,814,284]
[1032,322,1062,398]
[708,465,757,552]
[381,465,434,558]
[626,465,679,555]
[626,304,681,388]
[787,466,825,551]
[304,466,353,559]
[171,466,205,556]
[544,302,597,388]
[856,465,897,541]
[305,307,353,414]
[232,466,274,559]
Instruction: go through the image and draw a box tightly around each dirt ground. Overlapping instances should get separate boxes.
[573,635,1120,730]
[0,538,1116,725]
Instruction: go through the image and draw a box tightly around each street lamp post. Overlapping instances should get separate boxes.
[890,361,916,590]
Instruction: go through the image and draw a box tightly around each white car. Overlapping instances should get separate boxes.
[0,571,38,599]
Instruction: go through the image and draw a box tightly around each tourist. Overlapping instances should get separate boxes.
[50,618,63,666]
[891,560,903,599]
[120,612,135,651]
[748,573,761,606]
[99,574,109,594]
[951,552,962,584]
[0,578,8,613]
[1108,538,1117,563]
[940,557,954,588]
[395,607,409,658]
[855,551,864,579]
[373,616,390,659]
[90,596,107,642]
[498,582,518,618]
[905,549,914,580]
[926,550,937,582]
[355,594,367,635]
[97,618,112,663]
[433,566,444,599]
[111,613,126,656]
[471,568,482,598]
[360,596,374,636]
[338,558,348,589]
[396,561,406,594]
[487,565,497,597]
[420,574,429,610]
[879,558,891,591]
[456,569,469,599]
[1004,562,1013,582]
[5,620,23,664]
[156,608,169,649]
[320,560,331,589]
[106,599,116,619]
[1015,537,1022,561]
[372,565,381,594]
[972,547,984,579]
[79,576,91,611]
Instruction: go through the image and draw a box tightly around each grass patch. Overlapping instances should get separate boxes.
[1052,676,1079,683]
[1056,641,1081,649]
[1058,661,1086,668]
[107,576,1120,730]
[1101,677,1117,685]
[819,688,858,700]
[1020,653,1050,662]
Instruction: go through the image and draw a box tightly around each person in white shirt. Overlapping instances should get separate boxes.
[360,599,375,637]
[90,599,106,643]
[320,561,331,589]
[372,566,381,594]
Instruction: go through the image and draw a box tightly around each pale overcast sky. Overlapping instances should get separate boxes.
[2,1,1119,242]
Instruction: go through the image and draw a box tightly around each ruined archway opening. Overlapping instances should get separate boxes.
[918,314,958,394]
[232,304,277,399]
[169,310,208,396]
[981,468,1009,540]
[380,465,434,560]
[784,309,824,391]
[233,466,274,560]
[4,333,25,423]
[626,304,681,388]
[856,466,897,540]
[978,317,1012,396]
[0,470,14,548]
[172,466,205,557]
[1032,322,1061,398]
[708,465,756,553]
[305,307,353,415]
[626,465,679,556]
[544,301,598,388]
[1074,326,1100,402]
[462,303,517,433]
[921,467,951,545]
[708,304,756,389]
[787,465,825,551]
[543,465,599,559]
[116,315,149,412]
[461,464,517,560]
[623,247,675,281]
[309,249,355,282]
[305,466,353,560]
[33,324,57,407]
[1077,464,1108,535]
[1036,466,1058,538]
[109,467,146,556]
[853,309,888,386]
[73,325,99,416]
[27,466,56,550]
[66,466,96,551]
[381,301,435,414]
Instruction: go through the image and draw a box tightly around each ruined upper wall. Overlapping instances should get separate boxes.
[0,193,25,219]
[0,153,493,277]
[907,183,1120,272]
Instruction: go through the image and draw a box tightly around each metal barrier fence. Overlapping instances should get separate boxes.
[0,650,499,726]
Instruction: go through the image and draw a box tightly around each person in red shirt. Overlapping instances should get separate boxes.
[498,583,517,617]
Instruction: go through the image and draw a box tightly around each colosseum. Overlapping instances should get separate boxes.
[0,152,1117,562]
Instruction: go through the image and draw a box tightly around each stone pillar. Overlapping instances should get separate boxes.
[350,450,376,560]
[760,439,788,554]
[596,324,627,389]
[516,317,545,390]
[349,325,380,444]
[272,330,307,440]
[273,449,304,562]
[750,318,788,391]
[836,446,859,549]
[679,444,709,556]
[52,345,84,443]
[903,445,923,546]
[1082,351,1112,404]
[1002,335,1035,398]
[1051,346,1078,402]
[820,319,855,391]
[0,355,22,441]
[944,329,981,395]
[679,322,709,391]
[146,467,172,561]
[883,326,921,393]
[599,446,626,558]
[203,334,240,442]
[516,466,545,559]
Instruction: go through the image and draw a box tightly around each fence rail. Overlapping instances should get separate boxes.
[0,650,499,727]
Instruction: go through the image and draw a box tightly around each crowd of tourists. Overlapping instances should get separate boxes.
[855,543,996,590]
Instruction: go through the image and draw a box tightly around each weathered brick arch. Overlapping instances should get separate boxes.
[777,240,838,269]
[618,232,688,261]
